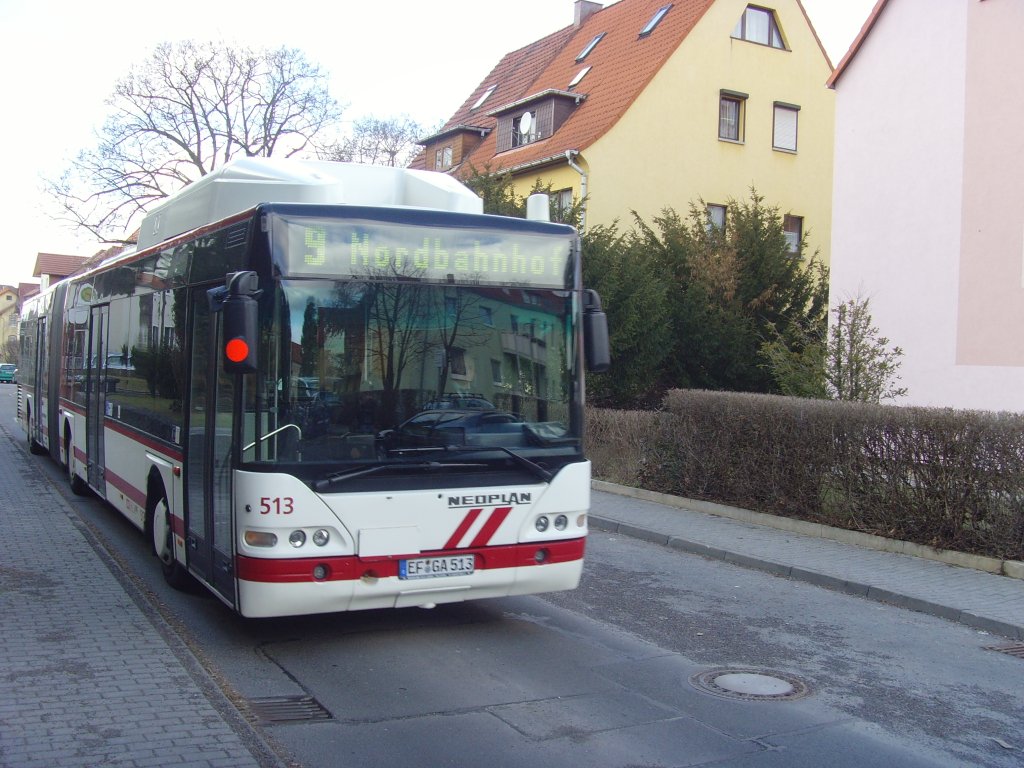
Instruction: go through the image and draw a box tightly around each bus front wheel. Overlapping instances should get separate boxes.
[147,491,195,591]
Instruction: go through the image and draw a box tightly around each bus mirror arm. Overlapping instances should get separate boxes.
[583,289,610,374]
[208,271,263,375]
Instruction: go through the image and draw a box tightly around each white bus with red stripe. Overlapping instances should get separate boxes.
[18,158,609,618]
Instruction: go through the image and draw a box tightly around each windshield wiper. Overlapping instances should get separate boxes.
[314,461,486,491]
[390,445,553,483]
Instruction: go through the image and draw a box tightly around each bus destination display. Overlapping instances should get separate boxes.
[277,216,573,288]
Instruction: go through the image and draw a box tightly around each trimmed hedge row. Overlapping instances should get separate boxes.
[586,390,1024,561]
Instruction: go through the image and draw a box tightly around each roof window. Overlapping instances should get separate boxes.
[568,66,591,89]
[639,4,672,37]
[472,85,497,110]
[576,32,605,61]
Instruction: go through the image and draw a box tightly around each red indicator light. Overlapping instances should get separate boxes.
[225,337,250,363]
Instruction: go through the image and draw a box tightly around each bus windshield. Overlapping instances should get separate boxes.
[242,276,581,475]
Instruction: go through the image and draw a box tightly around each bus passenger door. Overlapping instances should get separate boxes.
[185,290,237,606]
[28,315,47,448]
[86,304,108,493]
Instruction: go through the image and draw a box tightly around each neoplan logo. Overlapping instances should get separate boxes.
[448,492,532,508]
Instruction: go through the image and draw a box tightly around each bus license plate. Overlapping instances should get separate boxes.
[399,555,476,580]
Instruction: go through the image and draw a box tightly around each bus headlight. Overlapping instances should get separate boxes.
[554,515,568,531]
[289,530,307,548]
[535,516,550,532]
[312,529,330,547]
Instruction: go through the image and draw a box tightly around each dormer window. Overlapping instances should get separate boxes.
[512,111,538,147]
[640,5,672,37]
[492,90,585,153]
[576,32,605,61]
[434,145,453,170]
[472,85,496,111]
[732,5,785,49]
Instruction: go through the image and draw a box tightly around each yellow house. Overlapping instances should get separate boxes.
[417,0,834,263]
[0,286,19,356]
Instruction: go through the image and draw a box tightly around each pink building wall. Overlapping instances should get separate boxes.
[956,0,1024,367]
[830,0,1024,412]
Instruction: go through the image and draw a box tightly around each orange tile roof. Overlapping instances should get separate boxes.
[33,252,88,280]
[428,0,718,174]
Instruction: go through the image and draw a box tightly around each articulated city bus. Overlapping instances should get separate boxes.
[18,158,609,617]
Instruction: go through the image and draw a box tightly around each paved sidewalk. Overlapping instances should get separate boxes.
[590,482,1024,641]
[0,419,284,768]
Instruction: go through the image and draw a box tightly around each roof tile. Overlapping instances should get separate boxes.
[425,0,717,173]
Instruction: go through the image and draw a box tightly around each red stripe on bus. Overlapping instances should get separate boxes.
[469,506,512,548]
[104,469,147,508]
[61,400,85,415]
[444,508,482,549]
[236,538,586,584]
[104,419,184,461]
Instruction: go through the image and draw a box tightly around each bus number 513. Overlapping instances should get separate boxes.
[260,497,294,515]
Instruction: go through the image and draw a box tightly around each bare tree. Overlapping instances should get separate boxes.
[47,41,343,244]
[322,116,423,167]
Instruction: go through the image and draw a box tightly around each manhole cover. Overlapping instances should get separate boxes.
[690,668,809,702]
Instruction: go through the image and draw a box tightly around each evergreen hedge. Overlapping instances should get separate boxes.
[586,390,1024,561]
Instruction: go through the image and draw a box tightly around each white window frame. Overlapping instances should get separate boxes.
[773,103,799,152]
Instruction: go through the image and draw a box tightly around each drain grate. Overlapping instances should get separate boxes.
[690,668,810,702]
[248,695,333,724]
[985,643,1024,660]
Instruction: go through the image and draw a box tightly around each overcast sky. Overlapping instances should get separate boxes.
[0,0,875,288]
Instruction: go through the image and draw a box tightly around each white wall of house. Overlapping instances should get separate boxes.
[830,0,1024,412]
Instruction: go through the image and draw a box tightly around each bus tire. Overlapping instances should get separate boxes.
[147,490,196,591]
[65,433,89,496]
[25,406,46,455]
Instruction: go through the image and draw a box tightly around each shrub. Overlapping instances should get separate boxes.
[587,391,1024,561]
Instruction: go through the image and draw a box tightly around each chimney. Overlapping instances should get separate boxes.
[574,0,602,27]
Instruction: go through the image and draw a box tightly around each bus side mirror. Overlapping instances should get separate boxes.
[209,271,262,375]
[583,289,610,373]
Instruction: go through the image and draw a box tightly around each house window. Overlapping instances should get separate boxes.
[512,111,538,147]
[706,204,727,232]
[434,145,453,170]
[576,32,605,61]
[491,359,503,385]
[783,214,803,254]
[481,306,494,326]
[640,4,672,37]
[719,91,747,142]
[450,348,467,377]
[556,188,574,219]
[472,85,496,110]
[773,103,799,152]
[732,5,785,49]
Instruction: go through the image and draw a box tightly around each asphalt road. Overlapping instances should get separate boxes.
[4,383,1021,767]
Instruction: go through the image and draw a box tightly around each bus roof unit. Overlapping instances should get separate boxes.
[137,157,484,250]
